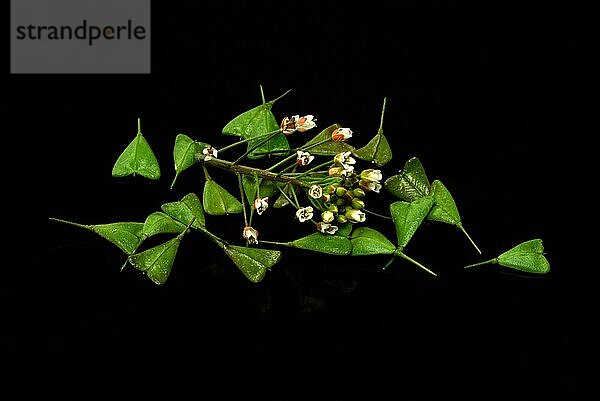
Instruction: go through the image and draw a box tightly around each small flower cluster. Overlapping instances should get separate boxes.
[280,115,317,135]
[244,128,381,241]
[296,152,384,235]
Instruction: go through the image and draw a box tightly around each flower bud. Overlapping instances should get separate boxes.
[335,187,347,197]
[328,204,338,214]
[352,188,366,198]
[351,198,365,210]
[336,198,346,206]
[337,215,348,224]
[321,211,335,223]
[325,184,337,194]
[328,166,345,176]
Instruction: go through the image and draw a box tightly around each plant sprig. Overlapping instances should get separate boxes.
[50,86,550,284]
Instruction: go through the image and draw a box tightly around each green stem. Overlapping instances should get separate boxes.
[464,259,497,269]
[291,186,300,207]
[198,227,227,248]
[201,165,211,181]
[295,160,332,178]
[259,240,289,246]
[379,97,386,133]
[265,138,333,172]
[260,85,266,104]
[137,118,141,133]
[458,223,482,255]
[198,157,310,188]
[266,152,298,172]
[397,251,437,277]
[177,218,197,240]
[237,173,248,226]
[268,88,293,104]
[363,208,392,220]
[218,129,282,154]
[49,217,90,230]
[276,185,299,208]
[382,256,397,270]
[232,129,283,164]
[303,138,333,152]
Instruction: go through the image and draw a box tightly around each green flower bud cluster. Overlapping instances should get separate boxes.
[321,183,367,224]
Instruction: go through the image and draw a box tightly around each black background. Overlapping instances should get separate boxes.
[6,1,592,399]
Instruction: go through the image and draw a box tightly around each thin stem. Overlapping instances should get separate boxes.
[198,226,227,248]
[233,129,283,165]
[277,162,298,175]
[49,217,90,230]
[295,160,332,178]
[382,256,397,270]
[237,173,248,226]
[302,138,333,152]
[259,240,289,246]
[363,208,392,220]
[266,152,298,172]
[265,138,333,172]
[177,217,197,240]
[291,186,300,207]
[198,157,310,188]
[398,252,437,277]
[248,174,262,226]
[458,223,482,255]
[276,185,299,208]
[201,165,211,181]
[137,118,141,132]
[260,85,266,104]
[270,88,293,104]
[218,129,282,154]
[379,97,387,133]
[464,259,497,269]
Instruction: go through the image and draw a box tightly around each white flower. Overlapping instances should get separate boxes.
[308,185,323,199]
[359,180,382,193]
[331,127,353,142]
[202,146,218,161]
[280,115,298,135]
[359,169,382,183]
[333,151,356,171]
[321,211,335,223]
[253,197,269,215]
[297,151,315,166]
[345,209,366,223]
[296,115,317,132]
[295,206,314,223]
[242,226,259,244]
[316,222,339,235]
